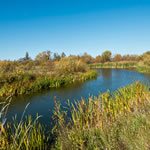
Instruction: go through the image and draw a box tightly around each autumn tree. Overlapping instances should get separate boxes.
[35,50,51,62]
[61,52,66,58]
[25,52,30,60]
[137,51,150,65]
[102,50,112,62]
[95,55,102,63]
[114,54,122,62]
[81,52,93,64]
[53,53,61,61]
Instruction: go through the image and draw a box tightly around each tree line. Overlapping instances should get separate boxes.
[0,50,150,73]
[17,50,139,64]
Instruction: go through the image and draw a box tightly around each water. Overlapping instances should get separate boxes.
[5,69,150,127]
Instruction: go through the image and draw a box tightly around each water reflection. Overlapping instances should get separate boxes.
[101,68,112,79]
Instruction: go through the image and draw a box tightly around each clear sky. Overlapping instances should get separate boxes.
[0,0,150,60]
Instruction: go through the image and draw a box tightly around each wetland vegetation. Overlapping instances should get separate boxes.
[89,50,150,74]
[0,51,97,98]
[1,82,150,149]
[1,50,150,99]
[1,50,150,149]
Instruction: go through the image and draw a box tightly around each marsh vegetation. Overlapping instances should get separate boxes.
[0,51,97,98]
[1,50,150,149]
[1,82,150,149]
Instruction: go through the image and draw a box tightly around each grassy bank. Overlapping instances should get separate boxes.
[89,61,137,69]
[53,82,150,150]
[0,70,97,98]
[1,82,150,149]
[136,65,150,74]
[89,61,150,74]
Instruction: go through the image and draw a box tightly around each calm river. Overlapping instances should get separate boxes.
[5,69,150,127]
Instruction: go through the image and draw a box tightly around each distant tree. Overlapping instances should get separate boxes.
[102,50,112,62]
[46,50,51,60]
[121,54,137,61]
[42,50,51,61]
[35,53,42,61]
[53,53,61,61]
[114,54,122,62]
[24,52,30,61]
[122,55,130,61]
[95,55,102,63]
[61,52,66,58]
[25,52,29,60]
[144,51,150,55]
[138,51,150,65]
[17,52,31,62]
[136,55,143,61]
[81,52,93,64]
[35,51,51,62]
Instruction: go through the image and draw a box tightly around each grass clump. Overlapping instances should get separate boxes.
[0,101,48,150]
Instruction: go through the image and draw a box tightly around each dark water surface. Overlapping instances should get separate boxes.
[5,69,150,127]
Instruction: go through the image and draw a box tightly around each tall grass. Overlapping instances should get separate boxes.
[1,82,150,149]
[52,82,150,149]
[0,99,48,150]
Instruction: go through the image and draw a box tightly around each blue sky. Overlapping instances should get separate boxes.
[0,0,150,60]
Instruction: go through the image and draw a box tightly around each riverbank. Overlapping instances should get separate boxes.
[53,81,150,149]
[0,70,97,98]
[89,61,137,68]
[1,82,150,149]
[89,61,150,74]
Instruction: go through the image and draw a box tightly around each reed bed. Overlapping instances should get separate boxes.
[0,100,48,150]
[53,81,150,149]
